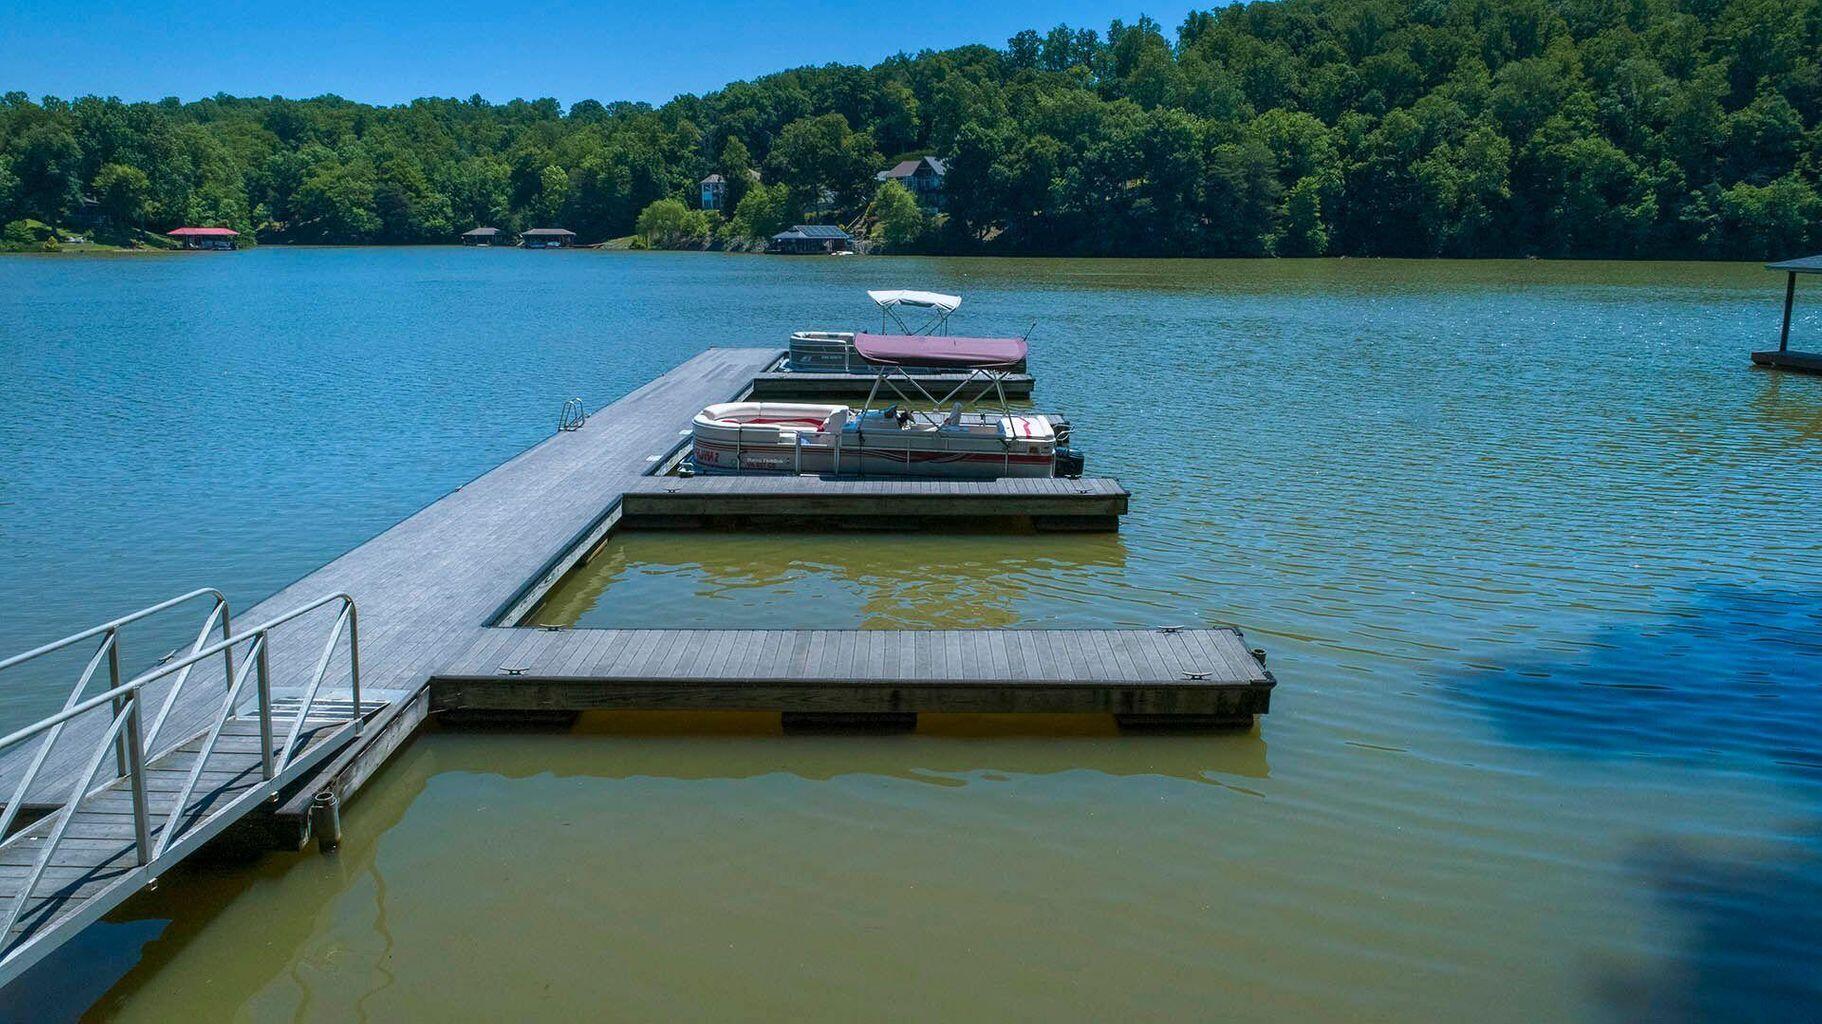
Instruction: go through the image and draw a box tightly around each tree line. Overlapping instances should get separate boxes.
[2,0,1818,258]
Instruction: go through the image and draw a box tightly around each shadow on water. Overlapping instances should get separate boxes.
[1443,582,1822,1021]
[1446,582,1822,771]
[1595,830,1822,1023]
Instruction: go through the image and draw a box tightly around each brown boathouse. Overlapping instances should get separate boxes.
[461,226,506,246]
[521,228,577,249]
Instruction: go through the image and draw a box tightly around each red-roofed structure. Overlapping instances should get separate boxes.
[167,226,240,250]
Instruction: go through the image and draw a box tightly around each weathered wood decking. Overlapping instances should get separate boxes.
[435,627,1272,722]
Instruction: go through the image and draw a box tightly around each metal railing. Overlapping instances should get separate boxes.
[0,588,232,845]
[0,592,363,951]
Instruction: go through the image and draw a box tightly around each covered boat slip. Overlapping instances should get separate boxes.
[1751,254,1822,373]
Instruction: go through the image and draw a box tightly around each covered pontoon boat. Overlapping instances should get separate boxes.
[692,331,1082,479]
[784,290,1027,374]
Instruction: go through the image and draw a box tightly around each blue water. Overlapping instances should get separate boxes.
[2,249,1820,1021]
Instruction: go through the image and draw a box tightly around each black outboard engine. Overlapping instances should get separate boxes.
[1054,447,1086,478]
[1049,416,1072,446]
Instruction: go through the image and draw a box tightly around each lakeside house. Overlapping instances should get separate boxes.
[875,156,948,208]
[769,225,853,255]
[521,228,577,249]
[167,226,239,250]
[461,226,507,246]
[700,174,726,212]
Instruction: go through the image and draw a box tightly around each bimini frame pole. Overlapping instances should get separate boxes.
[1781,271,1796,352]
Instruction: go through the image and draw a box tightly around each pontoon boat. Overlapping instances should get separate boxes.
[785,290,1027,374]
[692,331,1083,480]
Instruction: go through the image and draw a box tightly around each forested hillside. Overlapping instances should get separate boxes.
[3,0,1817,257]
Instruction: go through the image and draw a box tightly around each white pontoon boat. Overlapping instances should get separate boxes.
[692,332,1082,480]
[785,290,1027,374]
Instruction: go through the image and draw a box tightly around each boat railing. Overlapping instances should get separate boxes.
[0,592,364,953]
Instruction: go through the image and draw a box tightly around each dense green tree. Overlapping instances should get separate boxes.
[726,181,795,241]
[716,136,757,214]
[634,197,710,246]
[292,161,380,241]
[9,123,84,221]
[870,179,927,249]
[765,113,880,211]
[3,0,1817,257]
[92,162,151,227]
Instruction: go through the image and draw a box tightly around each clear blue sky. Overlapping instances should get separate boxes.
[7,1,1201,107]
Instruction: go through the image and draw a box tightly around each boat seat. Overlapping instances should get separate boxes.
[945,402,964,426]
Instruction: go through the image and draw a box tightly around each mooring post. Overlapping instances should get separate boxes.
[1781,271,1796,352]
[310,791,342,852]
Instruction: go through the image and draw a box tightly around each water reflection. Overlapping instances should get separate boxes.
[1747,371,1822,441]
[535,531,1136,629]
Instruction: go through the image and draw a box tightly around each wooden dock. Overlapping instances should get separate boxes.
[749,369,1035,400]
[620,475,1127,531]
[1,344,1265,988]
[435,627,1271,726]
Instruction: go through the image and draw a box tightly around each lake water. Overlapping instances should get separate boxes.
[2,249,1820,1021]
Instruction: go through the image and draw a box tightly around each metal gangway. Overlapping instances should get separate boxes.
[0,589,368,987]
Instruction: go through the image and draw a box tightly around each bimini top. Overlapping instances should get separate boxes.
[867,290,962,313]
[853,333,1026,369]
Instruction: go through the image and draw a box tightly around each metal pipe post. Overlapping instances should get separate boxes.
[106,629,128,777]
[1782,272,1796,352]
[256,639,274,781]
[124,696,152,865]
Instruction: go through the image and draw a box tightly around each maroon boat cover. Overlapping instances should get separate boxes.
[852,333,1028,369]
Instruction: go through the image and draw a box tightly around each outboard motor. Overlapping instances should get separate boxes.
[1054,447,1086,478]
[1049,416,1072,446]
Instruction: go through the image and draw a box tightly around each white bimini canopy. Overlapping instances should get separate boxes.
[867,289,962,313]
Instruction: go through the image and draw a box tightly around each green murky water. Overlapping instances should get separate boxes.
[3,251,1820,1021]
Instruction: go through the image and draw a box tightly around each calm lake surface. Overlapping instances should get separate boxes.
[2,249,1820,1021]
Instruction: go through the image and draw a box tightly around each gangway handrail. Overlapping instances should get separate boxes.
[0,592,363,957]
[0,588,232,852]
